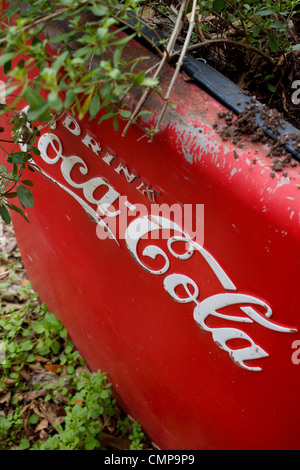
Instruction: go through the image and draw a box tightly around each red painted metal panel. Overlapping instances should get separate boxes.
[1,32,300,450]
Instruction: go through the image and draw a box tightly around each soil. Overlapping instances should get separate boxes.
[143,2,299,169]
[214,104,300,172]
[146,3,299,132]
[190,12,300,132]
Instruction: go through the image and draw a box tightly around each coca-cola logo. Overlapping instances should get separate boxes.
[21,109,298,372]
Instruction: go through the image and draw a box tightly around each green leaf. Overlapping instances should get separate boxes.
[51,341,60,354]
[65,341,74,354]
[90,4,109,16]
[29,414,39,425]
[0,52,17,66]
[4,192,17,199]
[292,44,300,51]
[269,37,279,52]
[31,322,46,334]
[0,205,11,224]
[24,87,50,123]
[212,0,225,11]
[19,439,30,450]
[17,184,34,208]
[84,434,99,450]
[6,202,30,223]
[140,77,159,87]
[20,339,33,351]
[64,90,75,109]
[119,109,131,118]
[49,32,73,43]
[9,151,28,164]
[111,33,136,47]
[256,9,275,16]
[47,90,63,113]
[52,51,69,73]
[268,83,276,93]
[89,93,101,118]
[98,111,115,125]
[31,147,40,156]
[27,101,50,122]
[270,21,286,29]
[20,180,34,186]
[113,117,119,131]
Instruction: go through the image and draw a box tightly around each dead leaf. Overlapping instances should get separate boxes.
[0,266,8,278]
[18,367,31,381]
[34,419,48,433]
[98,431,131,450]
[1,292,16,302]
[28,370,60,387]
[74,400,83,405]
[141,7,156,21]
[3,378,15,388]
[30,403,45,419]
[39,402,65,430]
[39,429,48,441]
[182,71,194,82]
[5,239,17,253]
[23,413,35,437]
[44,364,62,374]
[32,356,49,364]
[2,303,23,311]
[24,389,47,402]
[0,391,11,404]
[21,403,32,416]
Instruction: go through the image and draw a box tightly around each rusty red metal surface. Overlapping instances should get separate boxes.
[1,25,300,450]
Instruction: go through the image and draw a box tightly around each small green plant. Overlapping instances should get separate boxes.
[197,0,299,57]
[0,0,160,223]
[128,421,147,450]
[32,370,117,450]
[0,280,150,450]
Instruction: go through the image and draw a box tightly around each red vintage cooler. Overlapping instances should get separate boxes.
[1,13,300,450]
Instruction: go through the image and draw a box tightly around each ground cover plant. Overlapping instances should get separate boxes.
[148,0,299,128]
[0,221,152,450]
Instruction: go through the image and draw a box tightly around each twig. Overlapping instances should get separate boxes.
[171,37,274,64]
[121,0,189,138]
[0,7,70,46]
[151,0,198,140]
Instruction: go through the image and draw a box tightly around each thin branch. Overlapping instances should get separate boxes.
[121,0,189,138]
[150,0,198,140]
[0,7,70,46]
[171,38,274,64]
